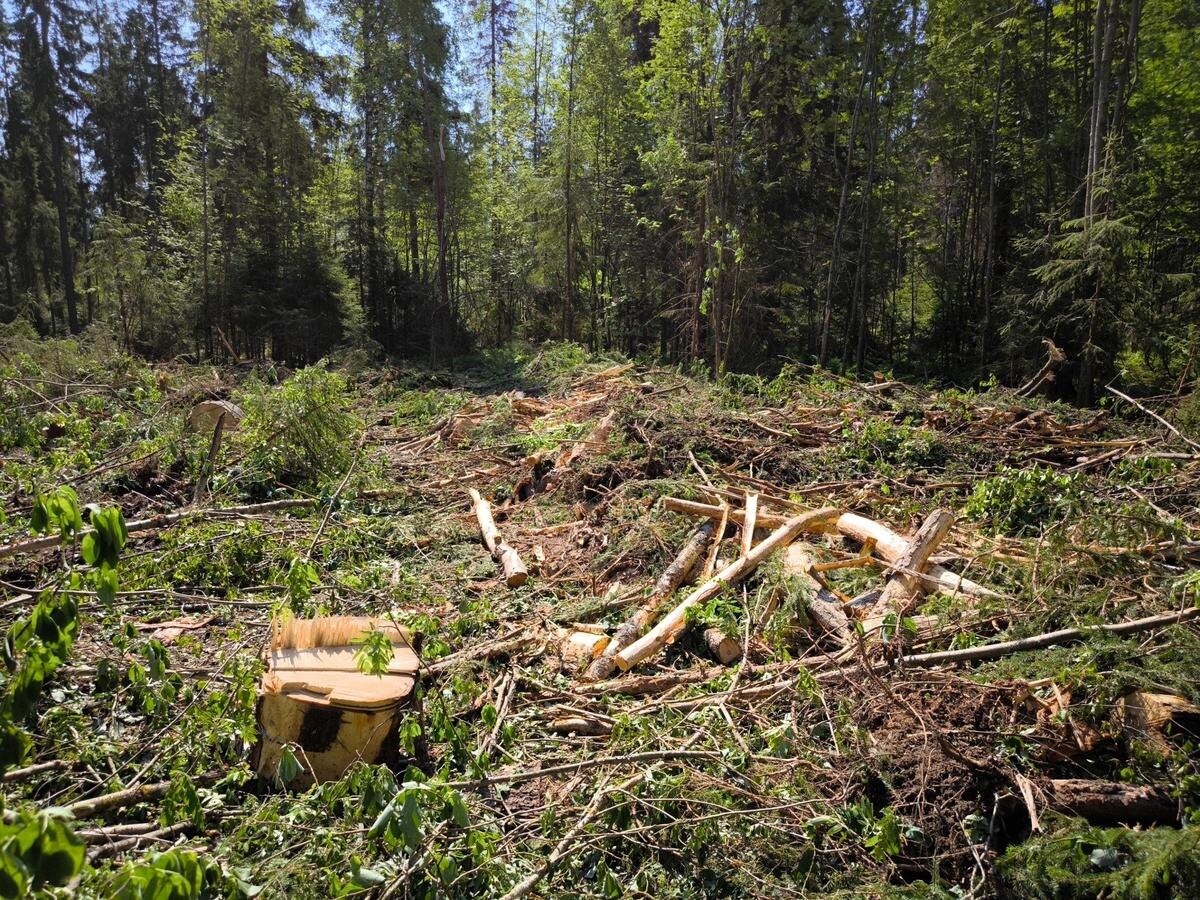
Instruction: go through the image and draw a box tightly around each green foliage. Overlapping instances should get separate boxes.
[685,589,743,641]
[837,419,947,472]
[390,389,466,428]
[0,809,85,896]
[235,366,360,490]
[998,822,1200,899]
[108,848,258,899]
[965,466,1082,535]
[30,487,84,543]
[353,629,394,677]
[81,505,128,570]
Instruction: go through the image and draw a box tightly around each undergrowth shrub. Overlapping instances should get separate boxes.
[715,364,802,408]
[234,365,360,490]
[965,466,1081,536]
[1173,390,1200,441]
[837,419,947,471]
[997,822,1200,899]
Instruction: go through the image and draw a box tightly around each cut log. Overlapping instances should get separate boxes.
[558,630,610,673]
[582,522,714,682]
[702,628,742,665]
[1048,778,1178,826]
[663,499,998,599]
[614,508,840,672]
[862,510,955,641]
[1118,691,1200,752]
[740,494,759,556]
[783,543,852,646]
[836,512,998,599]
[468,488,529,588]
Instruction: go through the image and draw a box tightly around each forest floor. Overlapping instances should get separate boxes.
[2,333,1200,898]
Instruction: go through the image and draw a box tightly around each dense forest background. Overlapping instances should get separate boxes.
[0,0,1197,401]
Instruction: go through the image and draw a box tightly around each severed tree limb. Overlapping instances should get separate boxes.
[1106,385,1200,453]
[87,822,192,861]
[60,772,216,820]
[468,488,529,588]
[2,759,71,783]
[700,502,729,579]
[1016,339,1066,398]
[582,522,714,682]
[615,508,840,672]
[900,605,1200,667]
[664,498,999,599]
[862,510,955,641]
[192,412,227,504]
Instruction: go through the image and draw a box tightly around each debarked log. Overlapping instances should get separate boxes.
[468,488,529,588]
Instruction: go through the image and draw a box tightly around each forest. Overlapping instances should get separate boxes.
[0,0,1196,397]
[2,0,1200,898]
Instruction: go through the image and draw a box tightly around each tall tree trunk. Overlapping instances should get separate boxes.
[38,4,80,334]
[818,8,876,366]
[561,3,579,342]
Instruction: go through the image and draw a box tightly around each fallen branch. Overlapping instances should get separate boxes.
[582,522,713,682]
[445,749,721,790]
[87,822,192,861]
[900,606,1200,668]
[468,488,529,588]
[0,497,319,562]
[740,493,758,556]
[1106,385,1200,453]
[1,759,71,783]
[615,508,839,671]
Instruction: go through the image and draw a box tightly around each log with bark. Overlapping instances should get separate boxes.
[702,628,742,665]
[614,508,839,672]
[582,522,714,682]
[783,543,852,646]
[1048,778,1178,826]
[861,509,955,642]
[468,488,529,587]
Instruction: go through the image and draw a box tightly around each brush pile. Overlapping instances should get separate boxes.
[1,342,1199,897]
